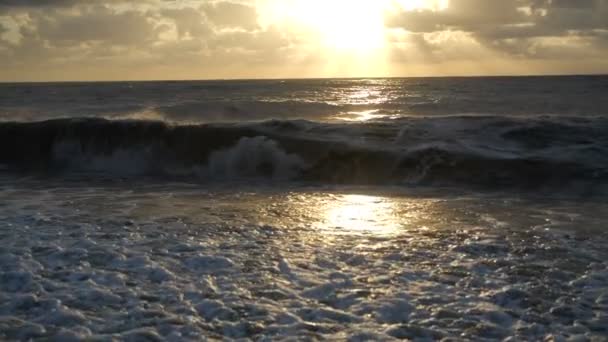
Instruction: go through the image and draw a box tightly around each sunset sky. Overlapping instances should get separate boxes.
[1,0,607,81]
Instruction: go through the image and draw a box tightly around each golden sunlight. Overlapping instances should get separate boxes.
[283,193,441,237]
[262,0,448,53]
[324,194,400,235]
[291,0,385,51]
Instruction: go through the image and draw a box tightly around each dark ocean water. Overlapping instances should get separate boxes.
[1,76,608,340]
[0,76,607,191]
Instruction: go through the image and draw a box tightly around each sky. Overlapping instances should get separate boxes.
[0,0,607,81]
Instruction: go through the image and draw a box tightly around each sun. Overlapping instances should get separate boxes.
[289,0,387,51]
[261,0,448,53]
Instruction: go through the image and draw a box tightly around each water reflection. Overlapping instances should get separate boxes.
[280,192,443,237]
[340,109,387,121]
[321,194,401,236]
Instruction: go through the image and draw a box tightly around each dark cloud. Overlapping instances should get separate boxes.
[0,0,148,6]
[33,6,163,46]
[386,0,608,59]
[0,0,121,13]
[539,0,608,31]
[386,0,526,33]
[0,0,78,7]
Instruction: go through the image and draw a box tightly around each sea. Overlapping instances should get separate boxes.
[0,76,607,340]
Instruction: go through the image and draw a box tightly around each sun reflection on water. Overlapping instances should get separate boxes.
[280,192,442,238]
[322,194,401,235]
[341,109,387,121]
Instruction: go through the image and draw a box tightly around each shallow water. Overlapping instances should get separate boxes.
[1,179,607,340]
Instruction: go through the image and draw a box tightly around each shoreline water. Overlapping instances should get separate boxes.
[1,180,607,340]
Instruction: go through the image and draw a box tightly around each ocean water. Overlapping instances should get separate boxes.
[1,76,607,340]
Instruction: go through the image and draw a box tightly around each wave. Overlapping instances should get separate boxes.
[0,117,606,192]
[0,99,372,123]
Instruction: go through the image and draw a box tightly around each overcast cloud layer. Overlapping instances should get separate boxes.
[0,0,606,81]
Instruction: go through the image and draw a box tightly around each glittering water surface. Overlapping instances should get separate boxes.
[1,179,607,340]
[1,76,607,122]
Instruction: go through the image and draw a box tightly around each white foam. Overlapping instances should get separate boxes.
[0,182,607,340]
[207,136,305,180]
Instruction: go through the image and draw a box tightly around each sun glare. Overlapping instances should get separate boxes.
[291,0,386,51]
[261,0,448,53]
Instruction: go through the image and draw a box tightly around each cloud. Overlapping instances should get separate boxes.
[0,0,79,7]
[161,7,210,39]
[33,6,163,46]
[211,27,287,51]
[0,0,299,80]
[202,2,259,30]
[0,0,148,13]
[386,0,608,61]
[386,0,526,33]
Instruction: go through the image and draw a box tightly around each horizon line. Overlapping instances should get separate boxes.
[1,72,607,84]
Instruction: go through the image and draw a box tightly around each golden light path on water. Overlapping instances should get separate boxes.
[280,193,440,237]
[337,85,394,121]
[340,109,388,121]
[323,194,401,235]
[125,188,442,238]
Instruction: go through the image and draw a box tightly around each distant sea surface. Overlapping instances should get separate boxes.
[1,76,607,340]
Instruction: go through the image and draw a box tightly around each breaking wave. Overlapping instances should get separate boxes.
[0,116,606,192]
